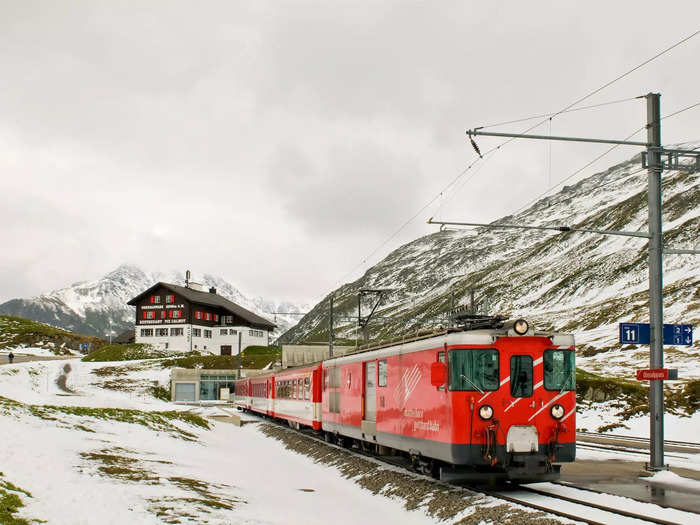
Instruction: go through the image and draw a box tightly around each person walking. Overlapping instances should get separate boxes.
[8,352,14,364]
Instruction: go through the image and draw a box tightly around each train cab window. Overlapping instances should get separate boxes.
[510,355,533,397]
[378,360,387,387]
[544,349,576,391]
[448,349,499,392]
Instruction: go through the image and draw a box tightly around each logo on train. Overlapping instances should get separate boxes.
[393,364,421,409]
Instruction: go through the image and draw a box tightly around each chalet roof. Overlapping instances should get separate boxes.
[127,282,276,330]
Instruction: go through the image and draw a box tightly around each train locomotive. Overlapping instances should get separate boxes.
[234,317,575,483]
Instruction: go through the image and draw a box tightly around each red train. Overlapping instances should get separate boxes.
[234,318,575,482]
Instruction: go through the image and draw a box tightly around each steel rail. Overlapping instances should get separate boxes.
[510,485,686,525]
[577,432,700,448]
[552,481,700,516]
[576,442,689,460]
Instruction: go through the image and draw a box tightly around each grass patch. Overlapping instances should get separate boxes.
[81,452,159,483]
[90,365,134,377]
[149,384,171,402]
[158,346,281,370]
[0,472,38,525]
[82,344,197,362]
[0,315,103,353]
[0,395,209,440]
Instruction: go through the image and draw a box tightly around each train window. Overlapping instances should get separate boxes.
[448,349,499,391]
[437,351,446,391]
[378,360,387,387]
[544,349,575,391]
[304,377,310,400]
[329,367,341,389]
[510,355,533,397]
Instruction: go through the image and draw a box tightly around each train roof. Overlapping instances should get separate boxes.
[323,323,575,367]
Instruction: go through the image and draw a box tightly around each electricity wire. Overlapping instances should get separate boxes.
[333,29,700,288]
[478,96,640,129]
[506,100,700,218]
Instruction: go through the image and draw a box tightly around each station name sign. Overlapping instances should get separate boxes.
[635,368,679,381]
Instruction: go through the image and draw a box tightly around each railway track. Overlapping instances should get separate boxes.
[247,414,699,525]
[483,483,691,525]
[577,432,700,454]
[576,441,690,459]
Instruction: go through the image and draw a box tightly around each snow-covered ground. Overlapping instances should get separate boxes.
[2,345,80,357]
[576,398,700,443]
[0,359,448,524]
[1,357,699,524]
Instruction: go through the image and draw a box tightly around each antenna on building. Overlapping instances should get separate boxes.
[185,269,191,288]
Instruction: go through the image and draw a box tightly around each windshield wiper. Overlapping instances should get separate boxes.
[559,368,575,393]
[461,374,484,394]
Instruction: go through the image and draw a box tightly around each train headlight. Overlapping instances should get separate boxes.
[550,404,565,419]
[513,319,529,335]
[478,405,494,420]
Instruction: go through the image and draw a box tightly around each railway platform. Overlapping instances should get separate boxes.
[560,458,700,513]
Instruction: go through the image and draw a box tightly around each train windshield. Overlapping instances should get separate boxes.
[448,349,499,392]
[544,349,575,391]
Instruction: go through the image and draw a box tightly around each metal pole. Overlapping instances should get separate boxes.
[646,92,665,471]
[329,296,334,358]
[237,331,242,379]
[467,129,649,147]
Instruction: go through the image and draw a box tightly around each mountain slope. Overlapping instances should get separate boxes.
[0,266,307,338]
[281,148,700,379]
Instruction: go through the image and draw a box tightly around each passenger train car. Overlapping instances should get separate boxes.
[234,318,575,483]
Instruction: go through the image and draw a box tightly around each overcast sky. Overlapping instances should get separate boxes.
[1,1,699,305]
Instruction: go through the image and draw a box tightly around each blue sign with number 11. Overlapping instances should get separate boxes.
[619,322,693,346]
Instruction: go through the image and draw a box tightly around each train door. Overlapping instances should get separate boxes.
[364,361,377,422]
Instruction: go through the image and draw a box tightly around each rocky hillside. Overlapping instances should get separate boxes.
[281,147,700,380]
[0,266,308,338]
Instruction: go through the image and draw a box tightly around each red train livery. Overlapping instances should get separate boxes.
[234,318,575,482]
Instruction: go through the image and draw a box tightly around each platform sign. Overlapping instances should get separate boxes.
[636,368,679,381]
[619,323,693,346]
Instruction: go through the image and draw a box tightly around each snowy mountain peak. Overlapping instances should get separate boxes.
[0,266,307,338]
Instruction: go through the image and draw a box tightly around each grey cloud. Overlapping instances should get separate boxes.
[267,141,423,236]
[1,0,699,306]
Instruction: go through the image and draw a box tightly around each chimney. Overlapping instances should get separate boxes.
[209,287,217,294]
[185,269,191,288]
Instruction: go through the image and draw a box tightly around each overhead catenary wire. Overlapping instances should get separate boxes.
[478,96,641,130]
[506,100,700,217]
[332,29,700,290]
